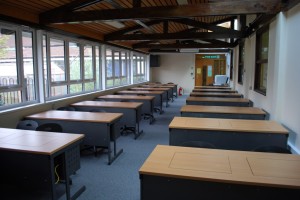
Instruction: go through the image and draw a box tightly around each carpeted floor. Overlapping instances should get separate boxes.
[71,95,187,200]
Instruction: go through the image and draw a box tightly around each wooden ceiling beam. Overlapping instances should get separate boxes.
[133,42,234,49]
[40,1,281,24]
[105,31,245,41]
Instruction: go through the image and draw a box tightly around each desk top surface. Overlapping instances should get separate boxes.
[116,90,164,95]
[194,86,231,89]
[97,94,154,100]
[193,89,237,93]
[0,128,84,155]
[130,87,170,91]
[141,84,175,88]
[71,100,143,109]
[181,105,266,115]
[187,96,250,103]
[190,92,242,96]
[26,110,123,123]
[169,117,288,134]
[139,145,300,189]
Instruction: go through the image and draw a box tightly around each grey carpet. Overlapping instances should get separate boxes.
[71,95,187,200]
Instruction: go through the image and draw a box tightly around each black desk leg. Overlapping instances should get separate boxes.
[134,122,143,139]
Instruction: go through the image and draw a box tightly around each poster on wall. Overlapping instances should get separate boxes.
[208,65,212,77]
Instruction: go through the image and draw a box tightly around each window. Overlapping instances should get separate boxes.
[43,33,101,99]
[0,25,37,109]
[254,25,269,95]
[238,41,245,84]
[133,53,146,83]
[105,47,129,88]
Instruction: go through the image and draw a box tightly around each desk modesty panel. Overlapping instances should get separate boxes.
[190,92,243,98]
[71,101,143,139]
[180,105,267,120]
[130,87,171,107]
[0,128,85,200]
[116,90,164,113]
[26,110,123,164]
[139,145,300,200]
[194,86,231,89]
[169,117,288,151]
[96,95,155,124]
[186,97,252,107]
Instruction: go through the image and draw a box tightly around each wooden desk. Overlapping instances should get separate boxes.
[96,94,155,124]
[0,128,85,200]
[26,110,123,164]
[194,86,231,89]
[181,105,267,120]
[169,117,288,151]
[71,101,143,139]
[130,87,171,107]
[186,96,252,107]
[141,83,178,98]
[192,89,237,93]
[139,145,300,200]
[190,92,243,98]
[116,90,164,114]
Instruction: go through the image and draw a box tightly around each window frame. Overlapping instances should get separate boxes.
[254,25,269,95]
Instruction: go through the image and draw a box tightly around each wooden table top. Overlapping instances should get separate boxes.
[141,84,175,88]
[116,90,164,95]
[26,110,123,123]
[97,94,154,100]
[187,97,250,103]
[194,86,231,89]
[0,128,84,155]
[193,89,237,93]
[71,100,143,109]
[181,105,266,115]
[190,92,242,97]
[139,145,300,189]
[130,87,170,91]
[169,117,288,134]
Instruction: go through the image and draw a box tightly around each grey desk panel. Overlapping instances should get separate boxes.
[190,93,243,98]
[140,175,299,200]
[169,129,288,151]
[186,100,251,107]
[96,98,155,124]
[181,112,266,120]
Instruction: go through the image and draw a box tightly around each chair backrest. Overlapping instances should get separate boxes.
[16,120,39,130]
[252,145,292,154]
[36,123,63,132]
[57,106,76,111]
[181,141,216,149]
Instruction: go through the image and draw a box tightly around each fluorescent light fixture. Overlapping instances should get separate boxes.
[104,21,125,29]
[177,0,188,5]
[180,48,199,53]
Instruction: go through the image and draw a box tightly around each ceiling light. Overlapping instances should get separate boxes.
[177,0,188,5]
[180,48,199,53]
[104,21,125,29]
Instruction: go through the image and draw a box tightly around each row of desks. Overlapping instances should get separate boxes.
[139,85,299,199]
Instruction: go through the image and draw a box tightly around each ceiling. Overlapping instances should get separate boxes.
[0,0,299,53]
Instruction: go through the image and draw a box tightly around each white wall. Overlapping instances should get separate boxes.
[151,53,195,94]
[233,4,300,153]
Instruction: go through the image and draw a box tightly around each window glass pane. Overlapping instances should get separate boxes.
[51,85,67,97]
[69,42,81,80]
[50,38,65,82]
[0,90,21,106]
[114,51,120,77]
[43,35,49,98]
[106,49,112,77]
[133,55,137,75]
[84,45,93,79]
[70,83,82,94]
[0,28,18,87]
[106,79,113,88]
[22,31,36,101]
[259,31,269,60]
[141,57,145,74]
[121,52,127,76]
[95,46,100,89]
[84,82,94,91]
[259,63,268,92]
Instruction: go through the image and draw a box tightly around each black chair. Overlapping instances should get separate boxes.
[252,145,292,154]
[16,120,39,130]
[36,123,63,132]
[181,141,216,149]
[57,106,76,111]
